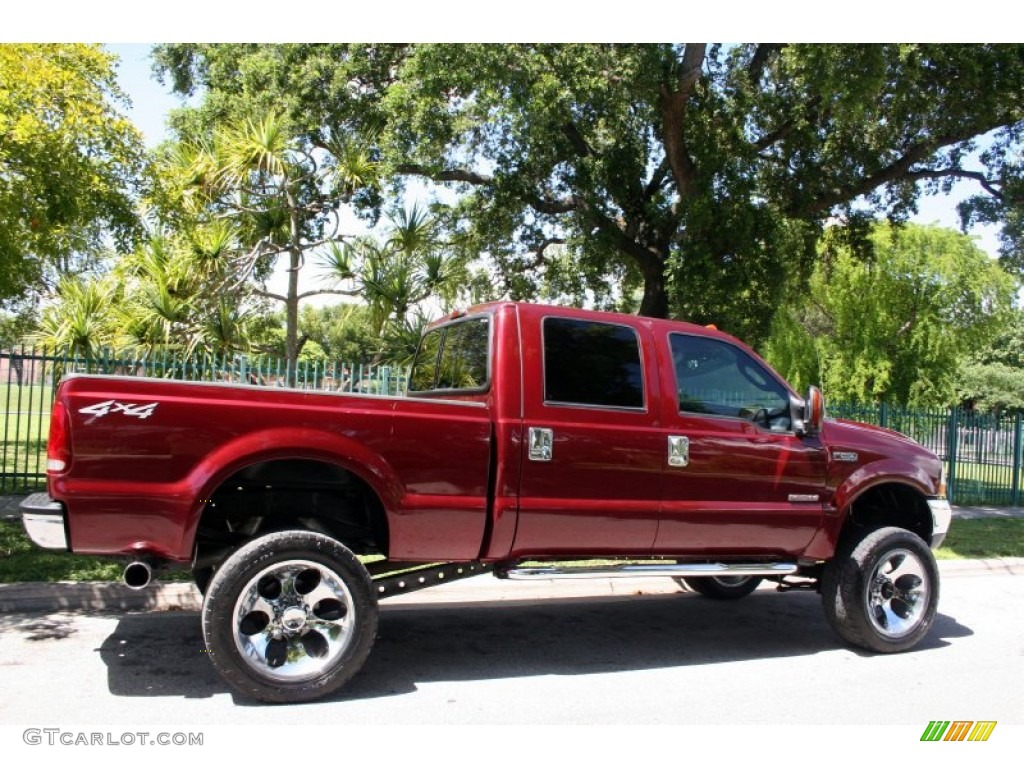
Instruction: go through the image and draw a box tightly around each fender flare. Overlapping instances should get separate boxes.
[177,426,401,558]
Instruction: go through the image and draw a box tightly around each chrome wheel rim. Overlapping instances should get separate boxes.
[864,548,929,639]
[233,559,356,682]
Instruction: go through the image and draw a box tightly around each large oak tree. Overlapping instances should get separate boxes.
[154,44,1024,342]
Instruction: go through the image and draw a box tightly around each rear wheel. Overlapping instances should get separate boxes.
[680,575,762,600]
[822,526,939,653]
[201,530,378,703]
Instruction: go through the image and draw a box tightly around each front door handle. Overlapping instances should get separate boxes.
[668,435,689,467]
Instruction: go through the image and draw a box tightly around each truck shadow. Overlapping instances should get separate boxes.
[97,589,974,703]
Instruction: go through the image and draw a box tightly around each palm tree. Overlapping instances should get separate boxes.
[34,276,118,359]
[161,112,381,381]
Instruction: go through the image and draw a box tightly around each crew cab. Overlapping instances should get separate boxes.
[21,301,951,703]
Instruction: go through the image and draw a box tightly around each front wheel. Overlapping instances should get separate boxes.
[201,530,378,703]
[680,575,762,600]
[821,526,939,653]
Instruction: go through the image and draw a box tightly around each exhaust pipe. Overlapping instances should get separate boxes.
[123,561,153,590]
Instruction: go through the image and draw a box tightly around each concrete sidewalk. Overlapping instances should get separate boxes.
[2,492,1022,613]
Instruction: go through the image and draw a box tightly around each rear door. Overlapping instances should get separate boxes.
[510,311,663,557]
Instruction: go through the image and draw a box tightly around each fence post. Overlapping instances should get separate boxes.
[1013,411,1022,507]
[947,406,959,504]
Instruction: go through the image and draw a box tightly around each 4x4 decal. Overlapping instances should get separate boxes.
[78,399,158,420]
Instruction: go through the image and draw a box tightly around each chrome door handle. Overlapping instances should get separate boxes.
[528,427,554,462]
[668,435,689,467]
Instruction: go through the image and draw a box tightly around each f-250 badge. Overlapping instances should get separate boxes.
[79,399,158,420]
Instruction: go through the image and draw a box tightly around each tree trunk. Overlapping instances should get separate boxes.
[284,247,301,385]
[638,260,669,319]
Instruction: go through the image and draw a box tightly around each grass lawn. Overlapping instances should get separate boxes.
[1,382,53,491]
[0,520,190,583]
[934,518,1024,560]
[1,518,1021,584]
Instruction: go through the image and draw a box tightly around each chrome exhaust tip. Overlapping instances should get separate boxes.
[123,561,153,590]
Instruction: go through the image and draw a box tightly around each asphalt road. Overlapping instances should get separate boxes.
[0,570,1021,728]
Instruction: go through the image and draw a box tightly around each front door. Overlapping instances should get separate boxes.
[653,332,828,557]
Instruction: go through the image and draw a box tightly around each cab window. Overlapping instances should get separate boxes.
[671,333,790,430]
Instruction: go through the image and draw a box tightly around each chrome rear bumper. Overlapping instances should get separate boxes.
[20,493,68,550]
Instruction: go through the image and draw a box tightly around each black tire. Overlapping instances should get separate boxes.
[201,530,378,703]
[821,526,939,653]
[680,575,763,600]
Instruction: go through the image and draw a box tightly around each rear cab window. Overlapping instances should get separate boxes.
[543,317,645,410]
[409,316,491,395]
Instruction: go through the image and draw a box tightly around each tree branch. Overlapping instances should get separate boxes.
[643,158,672,202]
[528,193,579,215]
[532,237,567,266]
[254,289,287,302]
[659,43,707,200]
[562,122,594,158]
[395,163,494,186]
[794,127,1015,217]
[297,287,362,300]
[903,168,1004,201]
[747,44,785,82]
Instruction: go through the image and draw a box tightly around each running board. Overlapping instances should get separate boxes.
[497,562,798,580]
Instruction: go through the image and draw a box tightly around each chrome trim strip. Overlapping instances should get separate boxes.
[500,562,798,580]
[22,513,68,550]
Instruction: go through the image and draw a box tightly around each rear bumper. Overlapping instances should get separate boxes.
[20,493,68,550]
[927,497,952,549]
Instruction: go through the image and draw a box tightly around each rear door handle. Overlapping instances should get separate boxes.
[668,435,689,467]
[528,427,554,461]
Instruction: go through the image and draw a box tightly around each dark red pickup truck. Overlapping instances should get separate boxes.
[22,301,951,702]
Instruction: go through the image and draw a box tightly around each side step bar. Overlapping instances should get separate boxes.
[371,561,494,599]
[497,562,798,580]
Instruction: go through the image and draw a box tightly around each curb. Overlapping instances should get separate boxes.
[1,558,1021,614]
[0,581,201,614]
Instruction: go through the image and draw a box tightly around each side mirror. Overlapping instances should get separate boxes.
[804,386,825,436]
[792,385,825,437]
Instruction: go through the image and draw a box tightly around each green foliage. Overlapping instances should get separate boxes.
[763,223,1016,406]
[379,44,1024,341]
[0,44,146,304]
[152,44,1024,347]
[296,303,379,362]
[34,276,121,357]
[956,310,1024,411]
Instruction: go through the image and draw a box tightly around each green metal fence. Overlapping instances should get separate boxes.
[1,346,409,493]
[829,403,1024,507]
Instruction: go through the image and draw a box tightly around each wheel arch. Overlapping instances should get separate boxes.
[837,479,935,550]
[181,428,399,567]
